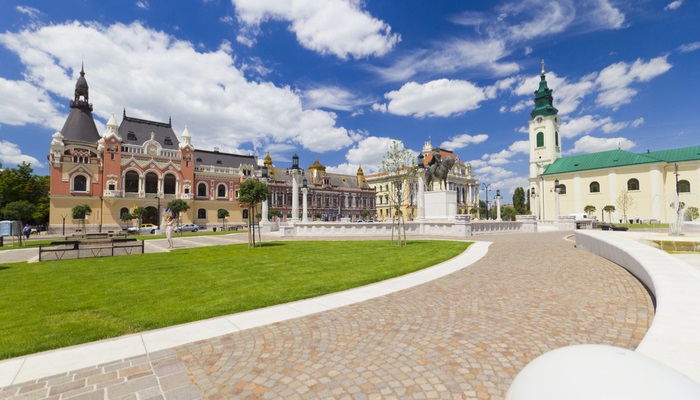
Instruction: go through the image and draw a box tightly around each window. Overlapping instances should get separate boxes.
[163,174,176,194]
[627,178,640,191]
[242,209,249,219]
[589,181,600,193]
[73,175,87,192]
[216,160,222,165]
[555,131,559,147]
[678,180,691,193]
[127,132,137,140]
[120,208,129,218]
[196,157,202,162]
[217,184,226,198]
[164,136,173,145]
[197,208,206,219]
[536,132,544,147]
[145,172,158,194]
[125,171,139,193]
[558,184,567,195]
[197,183,207,197]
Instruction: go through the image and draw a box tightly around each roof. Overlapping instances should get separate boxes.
[542,145,700,175]
[118,114,179,149]
[194,149,257,169]
[268,167,370,190]
[60,107,101,144]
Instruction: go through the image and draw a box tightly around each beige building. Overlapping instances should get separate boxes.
[528,64,700,223]
[366,141,480,221]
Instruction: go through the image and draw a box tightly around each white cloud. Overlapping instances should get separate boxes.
[231,0,400,59]
[440,134,488,150]
[220,15,234,24]
[568,135,635,154]
[136,1,150,10]
[381,79,488,118]
[0,78,64,127]
[303,86,371,112]
[16,6,41,18]
[330,136,403,174]
[595,56,672,109]
[678,42,700,53]
[0,21,354,153]
[0,140,42,167]
[560,115,643,138]
[665,1,684,11]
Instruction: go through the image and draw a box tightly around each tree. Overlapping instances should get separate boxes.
[120,212,134,230]
[132,206,147,234]
[478,200,487,220]
[379,140,417,246]
[360,210,371,220]
[217,208,230,230]
[0,162,49,225]
[616,190,635,223]
[685,206,699,221]
[512,187,526,215]
[72,204,92,233]
[238,179,270,248]
[501,205,517,221]
[602,205,615,224]
[167,199,190,234]
[584,205,596,217]
[1,200,36,223]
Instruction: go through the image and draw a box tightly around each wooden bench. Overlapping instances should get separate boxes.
[39,238,144,262]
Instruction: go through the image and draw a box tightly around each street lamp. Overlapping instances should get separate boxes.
[286,154,304,222]
[155,195,161,230]
[495,189,502,221]
[482,183,491,220]
[554,179,561,219]
[530,186,537,219]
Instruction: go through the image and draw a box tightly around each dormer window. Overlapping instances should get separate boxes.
[196,157,202,162]
[164,136,173,145]
[216,160,222,165]
[127,132,137,140]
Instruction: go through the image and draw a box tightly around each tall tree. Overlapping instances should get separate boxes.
[512,187,526,214]
[238,179,270,248]
[603,205,616,224]
[1,200,36,224]
[72,204,92,233]
[616,190,635,223]
[379,140,417,246]
[0,163,49,224]
[167,199,190,234]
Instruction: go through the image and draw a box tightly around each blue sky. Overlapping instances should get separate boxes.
[0,0,698,198]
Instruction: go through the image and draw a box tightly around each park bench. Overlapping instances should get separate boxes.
[39,237,144,262]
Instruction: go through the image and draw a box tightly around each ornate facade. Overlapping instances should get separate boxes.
[48,67,257,234]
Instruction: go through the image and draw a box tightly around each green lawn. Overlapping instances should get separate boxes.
[0,240,470,359]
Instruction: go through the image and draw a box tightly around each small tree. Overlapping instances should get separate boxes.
[685,206,699,221]
[132,207,147,235]
[584,205,596,218]
[218,208,230,230]
[501,205,517,221]
[616,190,635,223]
[603,205,615,224]
[238,179,270,248]
[72,204,92,232]
[512,187,526,215]
[167,199,190,234]
[360,210,371,220]
[120,212,134,230]
[1,200,36,224]
[379,140,417,246]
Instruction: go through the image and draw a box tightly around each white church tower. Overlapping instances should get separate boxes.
[528,61,561,190]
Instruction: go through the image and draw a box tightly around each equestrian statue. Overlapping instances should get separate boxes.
[425,150,455,191]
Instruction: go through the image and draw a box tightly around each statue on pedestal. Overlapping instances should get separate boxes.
[425,151,455,191]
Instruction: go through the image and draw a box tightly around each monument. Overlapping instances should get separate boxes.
[423,150,457,221]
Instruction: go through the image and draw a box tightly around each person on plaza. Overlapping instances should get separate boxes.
[164,215,176,249]
[22,224,31,239]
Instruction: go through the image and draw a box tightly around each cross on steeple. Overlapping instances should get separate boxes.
[541,59,545,75]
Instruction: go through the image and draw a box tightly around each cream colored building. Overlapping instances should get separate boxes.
[366,141,480,221]
[528,64,699,223]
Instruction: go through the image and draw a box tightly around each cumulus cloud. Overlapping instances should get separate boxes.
[326,136,403,175]
[560,115,644,138]
[440,133,488,150]
[665,1,684,11]
[378,79,489,118]
[568,135,635,154]
[231,0,400,59]
[595,56,672,109]
[0,140,42,167]
[303,86,371,112]
[0,78,64,128]
[0,21,354,153]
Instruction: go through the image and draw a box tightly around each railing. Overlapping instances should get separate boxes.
[38,238,144,261]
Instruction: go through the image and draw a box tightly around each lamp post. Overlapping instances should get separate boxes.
[155,195,161,230]
[482,183,491,220]
[286,154,304,222]
[554,179,561,219]
[416,154,426,221]
[302,177,309,222]
[530,186,537,220]
[495,189,502,221]
[260,166,270,224]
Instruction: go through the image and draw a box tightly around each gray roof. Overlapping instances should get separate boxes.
[60,107,101,144]
[194,150,258,169]
[268,167,369,190]
[118,113,179,150]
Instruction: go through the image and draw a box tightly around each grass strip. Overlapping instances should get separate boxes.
[0,240,470,359]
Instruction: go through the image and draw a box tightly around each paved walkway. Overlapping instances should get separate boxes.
[0,231,654,399]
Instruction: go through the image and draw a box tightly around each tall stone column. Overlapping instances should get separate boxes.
[261,199,269,222]
[496,196,502,220]
[302,188,308,222]
[416,173,425,220]
[291,172,299,222]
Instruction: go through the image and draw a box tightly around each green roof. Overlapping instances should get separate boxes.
[542,145,700,175]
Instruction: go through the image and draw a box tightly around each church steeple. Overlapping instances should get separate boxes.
[531,60,558,119]
[60,64,100,143]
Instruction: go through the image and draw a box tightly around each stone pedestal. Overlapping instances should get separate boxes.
[424,191,457,221]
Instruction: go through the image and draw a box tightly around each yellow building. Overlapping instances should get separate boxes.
[528,64,699,223]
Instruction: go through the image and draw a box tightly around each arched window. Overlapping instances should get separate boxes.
[197,208,206,219]
[120,207,129,218]
[145,172,158,194]
[242,209,249,219]
[558,184,567,195]
[73,175,87,192]
[217,184,226,198]
[125,171,139,193]
[536,132,544,147]
[555,131,559,147]
[627,178,640,191]
[589,181,600,193]
[197,183,207,197]
[163,174,176,194]
[678,180,691,193]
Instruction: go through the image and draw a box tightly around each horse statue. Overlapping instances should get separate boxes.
[425,151,455,191]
